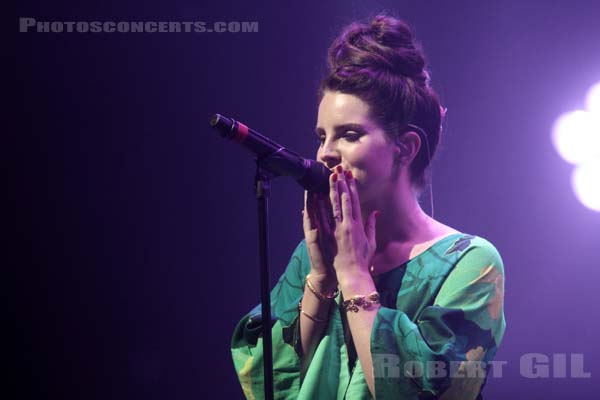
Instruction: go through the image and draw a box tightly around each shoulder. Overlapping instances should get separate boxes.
[428,220,501,260]
[441,234,505,288]
[451,234,504,270]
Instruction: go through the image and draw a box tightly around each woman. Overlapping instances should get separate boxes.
[232,14,505,400]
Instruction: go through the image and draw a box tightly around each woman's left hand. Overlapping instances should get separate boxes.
[329,166,379,285]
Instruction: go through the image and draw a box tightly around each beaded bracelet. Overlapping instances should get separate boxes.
[342,291,380,313]
[305,274,339,301]
[298,299,328,323]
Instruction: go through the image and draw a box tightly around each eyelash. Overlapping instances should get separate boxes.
[316,132,361,145]
[344,133,361,142]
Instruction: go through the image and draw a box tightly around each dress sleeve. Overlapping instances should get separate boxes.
[231,240,309,399]
[371,241,506,399]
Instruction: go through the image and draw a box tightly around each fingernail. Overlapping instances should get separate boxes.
[345,170,353,180]
[375,210,381,218]
[336,165,343,173]
[332,173,338,182]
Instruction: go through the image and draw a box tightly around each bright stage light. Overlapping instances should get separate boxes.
[585,81,600,114]
[572,160,600,212]
[552,81,600,213]
[552,110,600,164]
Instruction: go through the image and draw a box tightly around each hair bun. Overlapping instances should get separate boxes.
[328,15,429,84]
[320,14,443,189]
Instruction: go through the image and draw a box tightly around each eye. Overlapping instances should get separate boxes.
[343,132,361,142]
[316,135,326,145]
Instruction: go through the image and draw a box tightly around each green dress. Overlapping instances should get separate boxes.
[231,233,505,399]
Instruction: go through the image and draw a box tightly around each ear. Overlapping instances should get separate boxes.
[394,131,422,165]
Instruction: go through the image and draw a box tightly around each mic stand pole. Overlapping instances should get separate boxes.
[254,159,274,400]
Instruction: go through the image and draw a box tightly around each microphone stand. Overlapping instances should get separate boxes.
[209,113,331,399]
[254,158,275,400]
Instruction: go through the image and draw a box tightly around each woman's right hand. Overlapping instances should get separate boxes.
[303,191,338,289]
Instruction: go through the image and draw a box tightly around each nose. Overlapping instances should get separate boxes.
[317,141,341,169]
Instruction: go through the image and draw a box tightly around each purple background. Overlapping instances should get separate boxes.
[13,1,600,398]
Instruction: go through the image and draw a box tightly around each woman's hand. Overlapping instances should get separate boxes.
[329,167,379,286]
[303,190,337,287]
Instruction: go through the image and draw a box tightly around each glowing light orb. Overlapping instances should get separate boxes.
[552,81,600,213]
[585,81,600,114]
[572,160,600,212]
[552,110,600,164]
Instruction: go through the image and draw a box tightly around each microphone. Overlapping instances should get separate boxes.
[210,114,331,193]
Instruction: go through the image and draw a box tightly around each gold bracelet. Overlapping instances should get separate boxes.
[298,299,328,323]
[342,291,380,313]
[305,274,339,301]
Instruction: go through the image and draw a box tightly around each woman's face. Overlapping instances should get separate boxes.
[315,91,400,204]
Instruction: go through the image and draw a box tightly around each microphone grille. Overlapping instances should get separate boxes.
[209,114,222,127]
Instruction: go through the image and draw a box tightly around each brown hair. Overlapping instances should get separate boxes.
[319,14,444,188]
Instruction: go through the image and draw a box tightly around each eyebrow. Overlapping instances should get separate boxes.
[314,123,367,136]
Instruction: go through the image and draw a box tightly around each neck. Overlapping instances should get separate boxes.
[361,184,438,276]
[361,180,432,250]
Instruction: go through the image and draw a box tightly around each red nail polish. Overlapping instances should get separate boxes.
[336,165,343,173]
[345,170,353,180]
[332,173,338,182]
[375,210,381,218]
